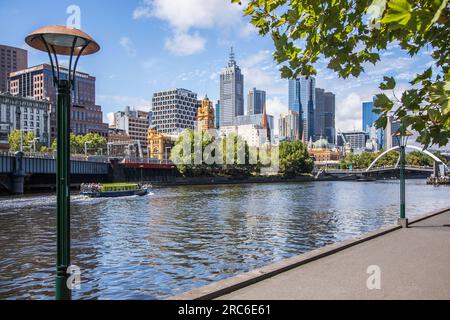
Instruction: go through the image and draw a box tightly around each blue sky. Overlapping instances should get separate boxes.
[0,0,435,133]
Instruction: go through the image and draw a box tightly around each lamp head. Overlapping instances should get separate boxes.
[25,25,100,56]
[393,129,413,147]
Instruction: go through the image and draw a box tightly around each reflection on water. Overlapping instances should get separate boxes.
[0,180,448,300]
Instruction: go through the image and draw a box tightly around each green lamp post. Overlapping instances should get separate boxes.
[25,26,100,300]
[393,129,413,228]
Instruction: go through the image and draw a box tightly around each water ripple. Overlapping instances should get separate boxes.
[0,180,448,300]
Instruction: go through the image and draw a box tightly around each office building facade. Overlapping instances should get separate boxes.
[247,88,266,115]
[9,64,107,140]
[215,101,220,129]
[0,93,50,148]
[278,110,299,141]
[114,106,151,152]
[315,88,336,144]
[362,98,384,149]
[288,76,316,141]
[220,48,244,127]
[0,44,28,94]
[151,88,198,134]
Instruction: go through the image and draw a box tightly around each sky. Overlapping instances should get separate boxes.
[0,0,436,135]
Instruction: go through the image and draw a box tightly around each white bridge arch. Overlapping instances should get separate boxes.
[366,145,449,172]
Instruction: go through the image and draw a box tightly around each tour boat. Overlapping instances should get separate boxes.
[80,183,149,198]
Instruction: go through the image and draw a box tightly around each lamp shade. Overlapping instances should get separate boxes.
[25,25,100,56]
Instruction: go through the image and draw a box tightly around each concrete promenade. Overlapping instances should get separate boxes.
[173,207,450,300]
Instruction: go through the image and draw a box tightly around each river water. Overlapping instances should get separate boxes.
[0,180,448,300]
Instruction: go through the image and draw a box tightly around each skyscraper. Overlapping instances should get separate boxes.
[362,99,378,133]
[288,76,316,141]
[0,44,28,93]
[362,97,384,149]
[247,88,266,115]
[315,88,336,144]
[215,101,220,129]
[278,109,299,141]
[220,47,244,127]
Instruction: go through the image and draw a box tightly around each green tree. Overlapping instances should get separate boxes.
[51,133,106,155]
[232,0,450,148]
[8,130,40,152]
[279,141,314,175]
[170,129,256,177]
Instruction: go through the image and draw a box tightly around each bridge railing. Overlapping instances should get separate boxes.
[324,165,433,174]
[122,157,174,165]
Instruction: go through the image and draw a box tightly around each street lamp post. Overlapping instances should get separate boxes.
[25,26,99,300]
[33,137,40,153]
[84,141,92,157]
[394,130,413,228]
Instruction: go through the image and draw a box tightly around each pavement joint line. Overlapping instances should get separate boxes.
[169,206,450,301]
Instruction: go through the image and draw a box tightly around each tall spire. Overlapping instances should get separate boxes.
[228,46,236,67]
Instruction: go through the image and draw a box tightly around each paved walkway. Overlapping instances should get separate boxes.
[217,210,450,300]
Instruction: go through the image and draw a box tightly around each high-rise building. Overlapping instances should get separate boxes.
[362,98,384,149]
[0,93,50,148]
[315,88,336,144]
[151,88,199,134]
[0,45,28,94]
[362,99,378,133]
[288,76,316,141]
[197,96,215,132]
[9,64,107,140]
[220,47,244,127]
[278,110,299,141]
[247,88,266,115]
[215,101,220,129]
[384,116,401,150]
[114,106,151,153]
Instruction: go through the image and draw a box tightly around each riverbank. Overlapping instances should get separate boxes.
[171,207,450,300]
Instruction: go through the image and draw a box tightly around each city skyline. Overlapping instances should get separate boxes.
[0,0,437,135]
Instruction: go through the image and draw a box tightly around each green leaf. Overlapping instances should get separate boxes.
[411,67,432,85]
[379,76,396,90]
[381,0,412,26]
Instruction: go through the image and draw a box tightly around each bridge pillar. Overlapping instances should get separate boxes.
[11,151,26,194]
[433,161,446,177]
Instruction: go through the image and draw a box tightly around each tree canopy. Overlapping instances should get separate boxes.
[51,132,107,155]
[8,130,41,152]
[232,0,450,148]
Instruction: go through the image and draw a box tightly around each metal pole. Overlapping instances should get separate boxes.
[400,145,406,220]
[55,79,72,300]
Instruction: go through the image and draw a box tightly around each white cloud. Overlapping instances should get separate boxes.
[336,92,364,132]
[105,112,115,126]
[136,0,243,30]
[133,0,249,55]
[165,31,206,56]
[119,37,136,57]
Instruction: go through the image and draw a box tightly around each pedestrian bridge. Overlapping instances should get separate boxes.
[324,165,434,175]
